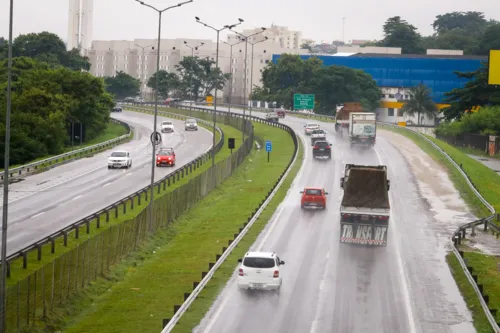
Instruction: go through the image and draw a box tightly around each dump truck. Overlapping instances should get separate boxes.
[334,102,364,135]
[349,112,377,147]
[339,164,390,246]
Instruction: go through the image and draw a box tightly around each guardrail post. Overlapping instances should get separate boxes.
[96,215,101,229]
[177,171,180,181]
[163,319,170,328]
[115,205,119,218]
[163,180,166,191]
[181,168,185,178]
[37,244,42,261]
[123,202,126,214]
[157,184,161,194]
[63,231,68,246]
[106,211,110,223]
[50,237,55,254]
[5,262,10,278]
[21,252,27,268]
[144,190,148,201]
[471,225,476,236]
[484,220,488,231]
[137,193,141,205]
[167,177,171,186]
[457,233,462,244]
[75,225,79,239]
[86,220,90,234]
[461,229,466,239]
[130,197,134,210]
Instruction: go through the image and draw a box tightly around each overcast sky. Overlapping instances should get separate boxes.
[0,0,499,44]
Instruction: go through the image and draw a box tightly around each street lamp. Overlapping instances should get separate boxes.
[222,40,244,113]
[183,41,205,108]
[134,43,154,99]
[135,0,194,233]
[229,27,266,143]
[194,16,243,173]
[183,41,205,56]
[247,36,268,117]
[1,1,13,332]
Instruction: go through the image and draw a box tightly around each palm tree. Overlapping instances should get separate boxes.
[400,84,438,125]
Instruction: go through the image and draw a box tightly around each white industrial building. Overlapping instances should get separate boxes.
[67,0,94,55]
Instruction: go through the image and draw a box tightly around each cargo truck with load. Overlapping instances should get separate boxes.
[339,164,390,246]
[334,102,364,136]
[349,112,376,147]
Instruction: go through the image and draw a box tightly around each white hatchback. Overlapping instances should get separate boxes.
[237,251,285,294]
[108,150,132,169]
[161,121,174,133]
[304,123,320,135]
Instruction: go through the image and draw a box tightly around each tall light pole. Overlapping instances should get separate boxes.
[222,40,244,113]
[248,36,268,117]
[135,0,194,233]
[134,43,154,99]
[183,41,205,106]
[194,16,243,174]
[230,27,266,143]
[1,1,14,332]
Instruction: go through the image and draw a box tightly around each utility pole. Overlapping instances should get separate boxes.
[222,40,244,113]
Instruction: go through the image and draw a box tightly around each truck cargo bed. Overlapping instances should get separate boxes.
[341,168,390,209]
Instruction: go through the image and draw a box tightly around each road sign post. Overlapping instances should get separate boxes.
[293,94,315,110]
[265,140,272,162]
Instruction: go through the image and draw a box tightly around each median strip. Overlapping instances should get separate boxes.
[59,121,298,333]
[3,113,238,333]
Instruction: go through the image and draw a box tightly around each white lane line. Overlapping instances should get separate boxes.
[309,251,331,333]
[126,172,132,176]
[72,195,82,201]
[374,148,417,333]
[102,182,111,187]
[30,212,45,219]
[203,130,309,333]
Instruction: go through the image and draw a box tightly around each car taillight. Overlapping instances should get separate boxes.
[273,270,279,278]
[239,268,244,276]
[326,146,331,149]
[341,213,351,218]
[378,215,389,220]
[313,146,319,149]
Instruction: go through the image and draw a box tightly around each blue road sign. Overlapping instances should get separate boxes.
[266,140,272,152]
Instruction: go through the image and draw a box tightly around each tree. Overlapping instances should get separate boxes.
[400,84,438,125]
[436,106,500,136]
[432,12,490,37]
[252,54,380,114]
[146,70,179,99]
[476,23,500,55]
[105,71,141,99]
[377,16,424,54]
[443,63,500,120]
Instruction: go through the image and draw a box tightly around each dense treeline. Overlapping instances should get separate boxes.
[436,106,500,136]
[251,54,381,115]
[0,32,114,166]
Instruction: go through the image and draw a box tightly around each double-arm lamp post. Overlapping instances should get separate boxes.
[194,16,243,173]
[229,27,266,143]
[222,39,244,113]
[241,36,268,117]
[134,43,154,99]
[135,0,194,232]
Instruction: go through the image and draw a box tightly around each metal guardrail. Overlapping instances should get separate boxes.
[0,118,132,183]
[2,109,225,271]
[379,121,500,332]
[157,106,301,332]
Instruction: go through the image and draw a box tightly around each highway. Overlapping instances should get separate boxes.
[0,110,213,256]
[190,107,475,333]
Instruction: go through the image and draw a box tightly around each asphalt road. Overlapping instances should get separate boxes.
[191,106,475,333]
[0,110,213,256]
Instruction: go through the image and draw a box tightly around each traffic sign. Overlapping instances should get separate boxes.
[293,94,315,110]
[150,131,162,145]
[265,140,272,152]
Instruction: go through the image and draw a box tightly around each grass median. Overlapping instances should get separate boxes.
[379,124,500,332]
[59,122,298,333]
[1,121,130,172]
[6,118,227,286]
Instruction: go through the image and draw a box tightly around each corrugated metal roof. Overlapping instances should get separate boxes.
[333,52,357,57]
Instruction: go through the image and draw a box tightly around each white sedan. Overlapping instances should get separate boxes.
[161,121,174,133]
[107,150,132,169]
[304,123,320,135]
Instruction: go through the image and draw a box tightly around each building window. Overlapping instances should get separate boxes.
[389,94,395,98]
[397,109,403,117]
[380,94,386,98]
[388,108,394,117]
[404,95,409,99]
[265,60,269,63]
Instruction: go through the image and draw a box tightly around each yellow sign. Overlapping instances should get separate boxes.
[397,121,407,127]
[488,50,500,85]
[206,95,213,106]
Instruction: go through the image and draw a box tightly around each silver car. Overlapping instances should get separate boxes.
[184,118,198,131]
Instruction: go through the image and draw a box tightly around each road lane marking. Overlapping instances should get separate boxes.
[30,212,45,219]
[102,182,111,187]
[72,195,82,201]
[374,148,417,333]
[309,251,331,333]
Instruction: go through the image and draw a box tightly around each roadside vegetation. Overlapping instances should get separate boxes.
[48,121,296,333]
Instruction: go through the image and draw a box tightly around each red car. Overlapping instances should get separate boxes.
[300,187,328,209]
[156,148,176,167]
[276,110,285,118]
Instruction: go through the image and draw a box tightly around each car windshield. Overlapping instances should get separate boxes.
[162,122,172,125]
[158,150,173,156]
[315,141,329,147]
[243,257,275,268]
[307,124,319,128]
[312,130,324,134]
[186,119,196,123]
[111,152,127,157]
[305,189,322,196]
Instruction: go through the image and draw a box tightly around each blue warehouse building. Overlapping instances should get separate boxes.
[271,53,487,105]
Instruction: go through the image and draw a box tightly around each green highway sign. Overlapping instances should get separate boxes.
[293,94,315,110]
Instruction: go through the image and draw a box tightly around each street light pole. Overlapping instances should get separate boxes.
[222,40,244,113]
[0,1,14,332]
[230,28,266,143]
[134,43,154,99]
[135,0,193,233]
[183,41,205,107]
[194,17,243,176]
[248,37,268,117]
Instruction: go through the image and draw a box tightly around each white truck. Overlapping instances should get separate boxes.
[349,112,376,147]
[339,164,391,246]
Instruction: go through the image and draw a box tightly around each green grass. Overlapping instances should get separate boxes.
[379,124,500,332]
[1,121,130,172]
[5,119,230,287]
[58,122,296,333]
[446,252,499,333]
